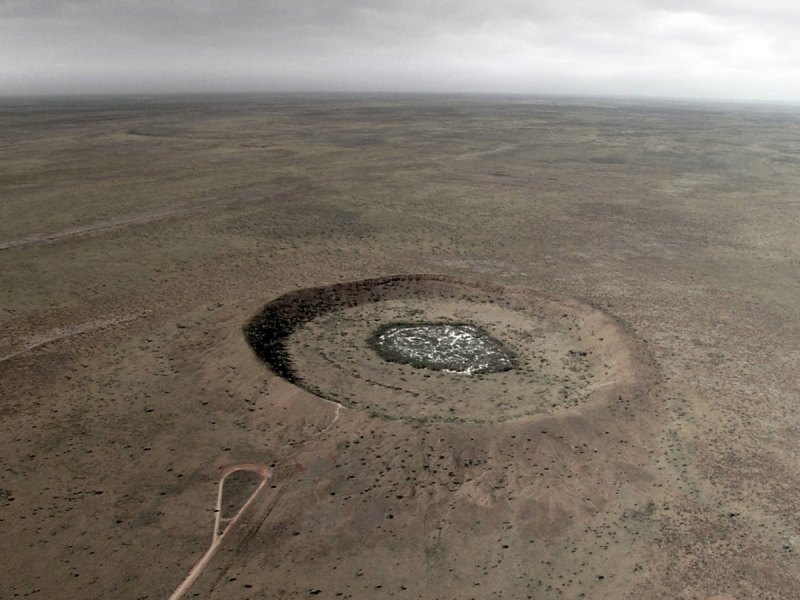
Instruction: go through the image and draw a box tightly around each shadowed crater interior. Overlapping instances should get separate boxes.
[245,275,650,423]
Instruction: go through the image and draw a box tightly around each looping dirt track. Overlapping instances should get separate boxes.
[168,463,271,600]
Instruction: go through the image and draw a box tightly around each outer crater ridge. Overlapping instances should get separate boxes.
[244,275,653,424]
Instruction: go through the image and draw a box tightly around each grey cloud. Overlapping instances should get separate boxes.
[1,0,799,100]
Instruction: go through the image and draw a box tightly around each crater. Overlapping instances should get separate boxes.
[245,275,651,424]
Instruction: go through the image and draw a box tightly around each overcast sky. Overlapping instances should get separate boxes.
[2,0,800,101]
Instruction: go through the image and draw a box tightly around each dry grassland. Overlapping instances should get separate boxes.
[1,94,799,599]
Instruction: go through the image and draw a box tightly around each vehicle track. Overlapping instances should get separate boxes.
[0,182,299,252]
[167,398,344,599]
[167,463,271,600]
[0,312,146,363]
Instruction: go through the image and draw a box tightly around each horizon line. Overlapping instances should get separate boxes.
[2,89,800,109]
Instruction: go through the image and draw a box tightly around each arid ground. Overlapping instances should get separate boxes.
[1,94,799,599]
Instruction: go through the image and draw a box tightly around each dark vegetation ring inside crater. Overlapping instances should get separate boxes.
[368,322,517,374]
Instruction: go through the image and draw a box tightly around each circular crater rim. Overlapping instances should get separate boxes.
[244,274,653,424]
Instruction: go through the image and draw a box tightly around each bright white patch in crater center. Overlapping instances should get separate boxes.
[372,323,516,375]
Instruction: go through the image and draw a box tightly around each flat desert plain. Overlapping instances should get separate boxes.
[1,94,799,599]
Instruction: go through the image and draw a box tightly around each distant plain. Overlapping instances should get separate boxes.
[1,93,799,598]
